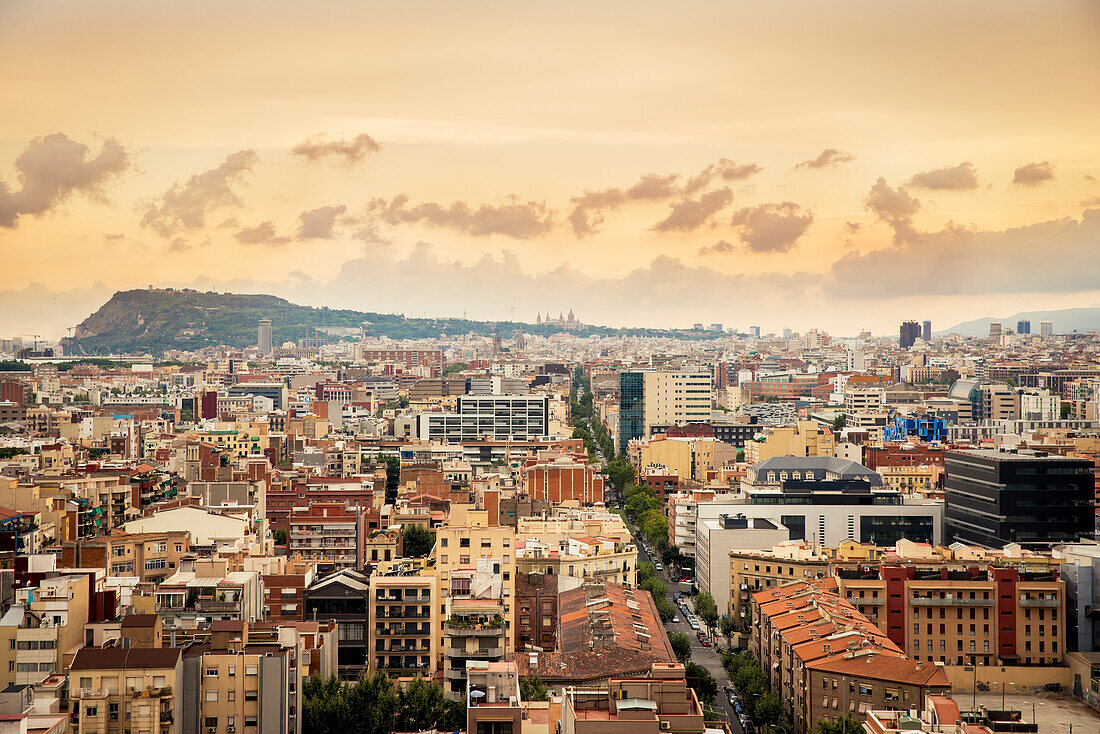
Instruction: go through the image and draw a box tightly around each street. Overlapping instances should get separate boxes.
[636,534,745,734]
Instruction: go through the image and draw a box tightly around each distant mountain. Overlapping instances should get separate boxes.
[62,288,725,356]
[940,307,1100,337]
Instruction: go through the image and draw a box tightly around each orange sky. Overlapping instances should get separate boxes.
[2,0,1100,337]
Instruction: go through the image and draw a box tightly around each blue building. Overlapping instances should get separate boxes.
[882,413,946,443]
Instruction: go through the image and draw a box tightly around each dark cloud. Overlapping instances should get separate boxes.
[794,148,854,170]
[365,194,555,239]
[730,202,813,253]
[235,221,292,246]
[141,150,258,237]
[292,133,382,164]
[698,240,735,256]
[827,209,1100,298]
[907,162,979,190]
[864,177,921,244]
[683,159,762,194]
[0,133,130,228]
[844,221,862,235]
[297,204,348,239]
[568,161,758,237]
[1013,161,1054,187]
[652,188,733,233]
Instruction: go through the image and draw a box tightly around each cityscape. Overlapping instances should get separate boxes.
[3,3,1100,734]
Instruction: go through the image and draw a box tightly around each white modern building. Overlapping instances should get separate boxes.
[696,515,789,615]
[416,395,549,442]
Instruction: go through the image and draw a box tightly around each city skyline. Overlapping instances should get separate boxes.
[3,0,1100,338]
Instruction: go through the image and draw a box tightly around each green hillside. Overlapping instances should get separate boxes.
[62,289,725,355]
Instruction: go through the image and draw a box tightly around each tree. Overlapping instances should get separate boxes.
[684,662,718,704]
[693,591,719,638]
[274,529,287,545]
[815,713,862,734]
[669,633,693,663]
[719,614,737,647]
[1061,403,1072,419]
[395,676,463,732]
[736,449,746,462]
[402,524,435,558]
[604,458,635,495]
[642,513,669,550]
[520,675,550,701]
[832,413,846,431]
[753,693,782,726]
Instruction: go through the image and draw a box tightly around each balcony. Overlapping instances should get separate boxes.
[74,688,109,700]
[910,597,994,607]
[195,600,241,613]
[1018,597,1059,608]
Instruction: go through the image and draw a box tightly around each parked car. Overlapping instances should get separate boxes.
[689,620,701,631]
[671,616,680,623]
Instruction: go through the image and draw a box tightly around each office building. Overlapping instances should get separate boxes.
[1040,320,1054,338]
[1017,319,1031,335]
[257,318,272,355]
[617,370,713,451]
[900,321,920,349]
[750,326,761,338]
[417,395,550,442]
[988,322,1002,341]
[359,348,443,370]
[696,514,788,615]
[945,449,1095,551]
[922,320,932,342]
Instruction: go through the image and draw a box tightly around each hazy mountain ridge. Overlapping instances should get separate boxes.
[941,307,1100,337]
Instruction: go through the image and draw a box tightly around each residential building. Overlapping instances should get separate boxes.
[287,502,367,571]
[368,572,438,678]
[435,520,517,654]
[69,646,182,734]
[523,456,605,505]
[558,663,706,734]
[302,569,371,679]
[945,448,1094,550]
[154,559,263,628]
[61,530,191,584]
[695,514,788,616]
[745,421,835,464]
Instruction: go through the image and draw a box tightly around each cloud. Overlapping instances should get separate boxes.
[568,173,680,237]
[827,208,1100,298]
[567,161,758,237]
[235,221,291,246]
[698,240,735,256]
[1013,161,1054,187]
[297,204,348,239]
[730,202,814,253]
[683,159,762,194]
[907,161,979,190]
[0,133,130,228]
[794,148,854,170]
[844,221,862,234]
[365,194,555,239]
[864,177,921,244]
[140,150,258,237]
[652,188,733,233]
[291,133,382,164]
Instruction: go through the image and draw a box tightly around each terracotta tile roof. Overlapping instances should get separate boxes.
[806,652,950,687]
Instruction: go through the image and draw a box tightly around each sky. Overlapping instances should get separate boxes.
[2,0,1100,339]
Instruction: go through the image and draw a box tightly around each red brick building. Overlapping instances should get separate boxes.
[524,456,605,505]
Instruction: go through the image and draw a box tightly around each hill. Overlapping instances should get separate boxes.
[940,307,1100,337]
[62,289,725,355]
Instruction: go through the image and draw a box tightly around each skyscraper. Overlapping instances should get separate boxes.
[1040,320,1054,338]
[1017,319,1031,335]
[921,320,932,342]
[988,322,1002,341]
[749,326,761,339]
[617,369,713,451]
[257,318,272,355]
[899,320,920,349]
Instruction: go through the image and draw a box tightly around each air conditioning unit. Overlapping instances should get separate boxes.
[660,722,672,731]
[208,728,217,734]
[228,727,236,733]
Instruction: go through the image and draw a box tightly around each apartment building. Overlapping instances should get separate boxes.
[435,519,517,654]
[180,621,301,734]
[302,569,371,679]
[69,647,182,734]
[62,530,191,583]
[516,535,636,587]
[878,464,941,496]
[628,435,735,483]
[443,597,507,701]
[752,579,950,734]
[368,573,438,678]
[745,420,835,463]
[10,574,93,684]
[154,559,263,628]
[836,563,1066,667]
[617,370,713,452]
[287,502,366,571]
[695,515,789,616]
[260,558,316,623]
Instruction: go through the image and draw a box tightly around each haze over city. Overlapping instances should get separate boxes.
[3,0,1100,338]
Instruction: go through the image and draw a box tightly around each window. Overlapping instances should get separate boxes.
[246,665,258,676]
[205,667,218,677]
[85,707,97,717]
[206,691,218,701]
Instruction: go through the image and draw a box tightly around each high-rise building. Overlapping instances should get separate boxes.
[945,448,1094,550]
[1040,320,1054,338]
[1017,319,1031,335]
[921,319,932,342]
[899,320,920,349]
[988,322,1002,341]
[617,369,713,451]
[749,325,761,339]
[257,318,272,355]
[782,328,793,339]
